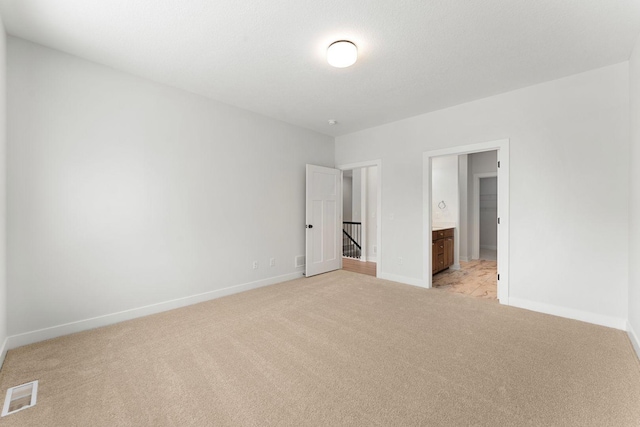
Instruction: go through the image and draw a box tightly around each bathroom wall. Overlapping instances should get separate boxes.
[432,155,458,228]
[479,177,498,250]
[458,155,469,261]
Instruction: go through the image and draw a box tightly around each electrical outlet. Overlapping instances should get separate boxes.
[398,257,403,265]
[373,245,377,254]
[270,258,275,267]
[252,261,258,269]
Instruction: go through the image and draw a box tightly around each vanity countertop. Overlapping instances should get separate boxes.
[432,226,455,232]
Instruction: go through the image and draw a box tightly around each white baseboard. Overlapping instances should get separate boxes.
[342,256,377,263]
[459,256,470,262]
[628,322,640,360]
[6,271,303,350]
[508,297,626,330]
[0,337,7,370]
[377,272,426,288]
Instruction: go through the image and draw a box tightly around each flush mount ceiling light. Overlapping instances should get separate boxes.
[327,41,357,68]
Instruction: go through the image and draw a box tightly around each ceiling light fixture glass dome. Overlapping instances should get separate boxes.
[327,40,357,68]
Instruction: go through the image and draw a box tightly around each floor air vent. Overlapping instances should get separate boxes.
[2,380,38,417]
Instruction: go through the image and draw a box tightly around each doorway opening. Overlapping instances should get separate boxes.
[430,153,499,300]
[423,139,509,304]
[476,175,498,261]
[338,160,382,278]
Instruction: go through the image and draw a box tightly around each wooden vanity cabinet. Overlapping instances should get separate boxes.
[432,228,454,275]
[432,240,437,274]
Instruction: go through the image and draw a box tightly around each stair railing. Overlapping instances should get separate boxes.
[343,222,362,259]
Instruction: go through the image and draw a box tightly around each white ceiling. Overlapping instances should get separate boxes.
[1,1,639,137]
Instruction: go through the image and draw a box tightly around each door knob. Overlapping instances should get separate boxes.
[306,224,313,229]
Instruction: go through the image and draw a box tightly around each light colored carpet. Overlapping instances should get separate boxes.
[0,270,639,426]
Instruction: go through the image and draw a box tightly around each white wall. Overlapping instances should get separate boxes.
[336,63,629,328]
[352,168,362,222]
[342,175,353,222]
[366,166,378,261]
[629,35,640,355]
[431,155,458,228]
[6,38,334,340]
[458,155,469,261]
[469,151,498,175]
[0,15,7,365]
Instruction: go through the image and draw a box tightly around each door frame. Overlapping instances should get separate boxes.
[336,159,382,277]
[423,139,510,304]
[473,172,498,260]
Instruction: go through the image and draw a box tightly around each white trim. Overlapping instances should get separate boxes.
[0,337,7,370]
[337,159,382,278]
[2,380,38,417]
[423,139,510,303]
[628,322,640,360]
[378,272,426,288]
[359,168,367,261]
[6,272,303,350]
[336,160,381,170]
[422,140,506,158]
[509,297,626,330]
[473,172,498,260]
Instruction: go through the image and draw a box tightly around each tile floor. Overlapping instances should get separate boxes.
[432,258,497,301]
[479,248,497,261]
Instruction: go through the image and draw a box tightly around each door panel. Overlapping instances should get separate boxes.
[432,241,437,273]
[306,165,342,277]
[322,200,337,261]
[311,200,323,263]
[444,237,454,268]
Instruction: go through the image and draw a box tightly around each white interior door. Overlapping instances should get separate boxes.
[306,164,342,277]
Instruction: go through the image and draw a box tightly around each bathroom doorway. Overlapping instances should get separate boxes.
[423,139,510,304]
